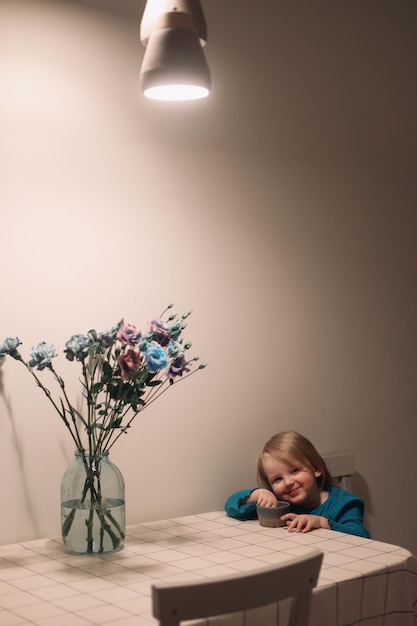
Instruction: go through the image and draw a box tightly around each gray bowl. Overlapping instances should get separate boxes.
[256,501,290,527]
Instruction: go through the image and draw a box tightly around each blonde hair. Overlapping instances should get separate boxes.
[257,431,335,491]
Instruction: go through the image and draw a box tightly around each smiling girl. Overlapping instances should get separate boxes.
[224,431,370,537]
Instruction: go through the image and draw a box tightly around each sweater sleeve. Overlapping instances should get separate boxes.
[319,488,370,538]
[224,489,258,520]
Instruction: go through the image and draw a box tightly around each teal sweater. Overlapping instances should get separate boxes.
[224,486,370,538]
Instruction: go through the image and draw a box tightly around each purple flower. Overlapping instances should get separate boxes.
[149,318,170,347]
[64,334,93,362]
[116,324,141,346]
[167,354,191,379]
[0,337,22,361]
[29,342,57,370]
[144,343,169,373]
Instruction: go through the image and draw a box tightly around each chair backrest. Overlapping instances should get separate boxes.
[152,549,323,626]
[323,452,355,491]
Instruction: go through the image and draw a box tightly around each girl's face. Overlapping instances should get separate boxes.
[262,453,323,509]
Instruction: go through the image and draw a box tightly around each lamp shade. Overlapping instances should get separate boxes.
[140,11,210,101]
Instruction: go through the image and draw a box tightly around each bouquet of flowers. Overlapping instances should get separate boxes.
[0,304,206,553]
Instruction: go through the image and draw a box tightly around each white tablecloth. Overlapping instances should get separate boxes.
[0,511,416,626]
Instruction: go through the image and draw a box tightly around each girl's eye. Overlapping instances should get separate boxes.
[272,477,282,483]
[290,468,299,475]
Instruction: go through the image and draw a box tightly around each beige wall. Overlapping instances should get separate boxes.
[1,0,416,553]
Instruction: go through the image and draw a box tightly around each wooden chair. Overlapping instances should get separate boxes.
[152,549,323,626]
[323,452,355,491]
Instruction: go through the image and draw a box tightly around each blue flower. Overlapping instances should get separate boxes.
[0,337,22,361]
[167,339,183,357]
[64,334,93,362]
[144,343,169,373]
[29,342,57,370]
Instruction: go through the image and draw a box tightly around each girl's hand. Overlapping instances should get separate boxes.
[248,489,278,507]
[281,513,330,533]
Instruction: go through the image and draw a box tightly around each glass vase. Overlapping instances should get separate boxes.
[61,450,125,555]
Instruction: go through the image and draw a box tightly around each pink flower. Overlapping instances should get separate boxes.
[118,349,142,381]
[116,324,140,345]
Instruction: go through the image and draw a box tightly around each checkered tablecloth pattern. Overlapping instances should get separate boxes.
[1,511,416,626]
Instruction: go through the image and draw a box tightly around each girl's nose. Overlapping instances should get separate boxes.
[283,474,294,487]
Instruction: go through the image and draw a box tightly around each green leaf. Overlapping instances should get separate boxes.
[102,361,113,381]
[108,383,123,401]
[131,398,146,410]
[146,379,163,387]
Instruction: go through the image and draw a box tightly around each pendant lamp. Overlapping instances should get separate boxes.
[140,0,210,101]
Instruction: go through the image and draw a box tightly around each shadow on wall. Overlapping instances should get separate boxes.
[0,362,41,537]
[352,472,373,534]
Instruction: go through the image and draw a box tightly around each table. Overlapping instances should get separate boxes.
[1,511,416,626]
